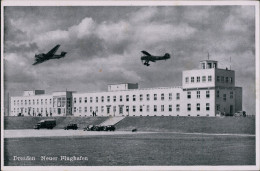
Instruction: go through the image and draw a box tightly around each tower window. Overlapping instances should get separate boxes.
[202,76,206,82]
[161,93,164,100]
[197,103,200,111]
[208,76,212,82]
[206,91,210,98]
[197,76,200,82]
[187,104,191,111]
[197,91,200,99]
[154,105,157,112]
[206,103,210,111]
[154,94,157,101]
[185,77,189,83]
[187,91,191,99]
[191,77,194,83]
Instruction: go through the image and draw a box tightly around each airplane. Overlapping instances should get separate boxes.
[33,45,67,65]
[141,51,171,66]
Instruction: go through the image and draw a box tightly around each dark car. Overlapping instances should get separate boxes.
[104,125,116,131]
[83,125,95,131]
[64,124,78,130]
[34,119,56,129]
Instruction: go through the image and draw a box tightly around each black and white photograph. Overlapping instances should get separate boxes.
[1,1,259,170]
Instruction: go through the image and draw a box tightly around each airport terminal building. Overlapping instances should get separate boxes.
[10,60,242,117]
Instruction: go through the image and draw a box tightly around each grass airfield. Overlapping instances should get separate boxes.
[4,116,256,166]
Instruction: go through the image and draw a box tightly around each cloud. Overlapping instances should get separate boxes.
[4,6,256,115]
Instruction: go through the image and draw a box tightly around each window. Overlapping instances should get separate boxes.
[126,95,129,102]
[154,94,157,101]
[96,106,98,112]
[113,106,116,112]
[41,99,43,105]
[84,97,87,103]
[107,96,110,102]
[169,105,172,112]
[185,77,189,83]
[101,96,104,102]
[223,94,226,101]
[140,94,143,101]
[197,76,200,82]
[120,96,123,102]
[202,76,206,82]
[230,77,233,83]
[133,95,136,101]
[74,107,76,113]
[17,100,19,105]
[140,105,143,112]
[146,94,150,101]
[101,106,104,112]
[79,107,82,113]
[206,91,210,98]
[225,77,229,83]
[25,100,27,105]
[147,105,150,112]
[33,100,35,105]
[154,105,157,112]
[217,90,220,98]
[187,104,191,111]
[49,99,52,104]
[197,103,200,111]
[208,76,212,82]
[206,103,210,111]
[221,76,224,83]
[133,106,136,112]
[37,99,39,105]
[187,91,191,99]
[161,105,164,112]
[126,106,129,112]
[197,91,200,99]
[217,76,220,82]
[84,107,87,113]
[96,97,98,103]
[216,104,220,111]
[74,98,76,103]
[230,91,233,99]
[176,93,180,100]
[161,93,164,100]
[113,96,116,102]
[79,97,82,103]
[21,100,23,105]
[169,93,172,100]
[90,107,93,112]
[191,77,194,83]
[14,100,16,106]
[90,97,93,103]
[28,100,31,105]
[176,104,180,112]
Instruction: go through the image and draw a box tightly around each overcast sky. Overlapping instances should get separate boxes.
[4,6,256,114]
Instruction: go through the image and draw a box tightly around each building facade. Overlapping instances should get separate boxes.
[10,60,242,117]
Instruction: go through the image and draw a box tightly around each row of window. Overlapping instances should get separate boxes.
[74,93,181,104]
[13,98,71,107]
[185,75,212,83]
[13,90,233,106]
[216,76,233,84]
[73,103,211,113]
[216,91,233,101]
[185,76,233,84]
[187,90,210,99]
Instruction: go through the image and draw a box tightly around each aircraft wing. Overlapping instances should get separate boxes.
[141,50,152,56]
[46,45,60,56]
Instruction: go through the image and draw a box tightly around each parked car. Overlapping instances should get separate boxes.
[234,111,246,117]
[84,125,95,131]
[64,124,78,130]
[34,119,56,129]
[84,125,116,131]
[104,125,116,131]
